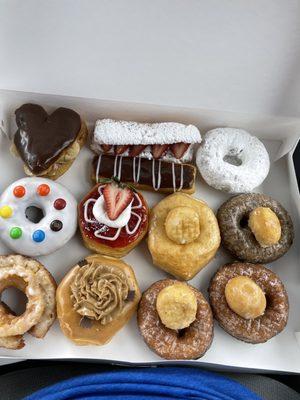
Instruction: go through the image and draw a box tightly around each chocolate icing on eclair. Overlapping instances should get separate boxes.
[14,104,81,174]
[92,154,196,192]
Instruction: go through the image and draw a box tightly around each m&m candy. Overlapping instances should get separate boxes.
[37,184,50,196]
[0,206,13,219]
[10,227,22,239]
[13,185,26,198]
[54,198,66,210]
[50,220,63,232]
[32,230,45,243]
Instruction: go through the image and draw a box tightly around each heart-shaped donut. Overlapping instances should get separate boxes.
[14,103,82,174]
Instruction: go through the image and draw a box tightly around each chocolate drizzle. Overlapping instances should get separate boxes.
[92,154,195,192]
[14,104,81,174]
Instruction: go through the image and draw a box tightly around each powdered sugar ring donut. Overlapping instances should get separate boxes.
[137,279,213,360]
[196,128,270,193]
[0,177,77,256]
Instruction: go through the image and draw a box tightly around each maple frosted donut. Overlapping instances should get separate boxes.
[0,177,77,256]
[78,179,149,258]
[196,128,270,193]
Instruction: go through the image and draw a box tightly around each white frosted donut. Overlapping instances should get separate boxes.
[196,128,270,193]
[0,177,77,256]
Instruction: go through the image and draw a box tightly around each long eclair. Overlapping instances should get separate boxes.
[91,154,196,194]
[91,119,201,163]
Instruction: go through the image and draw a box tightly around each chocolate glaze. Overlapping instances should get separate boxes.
[14,104,81,174]
[92,154,195,191]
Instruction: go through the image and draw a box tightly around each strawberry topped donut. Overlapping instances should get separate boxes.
[79,179,149,258]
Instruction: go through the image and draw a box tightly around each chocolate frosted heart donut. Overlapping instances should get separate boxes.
[209,262,289,343]
[217,193,294,263]
[13,103,88,179]
[138,279,213,360]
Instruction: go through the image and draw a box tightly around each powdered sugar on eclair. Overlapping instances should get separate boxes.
[92,119,201,146]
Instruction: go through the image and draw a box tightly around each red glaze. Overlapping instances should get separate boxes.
[54,198,67,210]
[79,184,148,248]
[13,185,26,198]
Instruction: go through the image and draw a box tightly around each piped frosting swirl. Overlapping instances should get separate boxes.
[70,262,129,325]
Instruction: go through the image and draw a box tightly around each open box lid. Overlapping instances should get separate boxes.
[0,88,300,373]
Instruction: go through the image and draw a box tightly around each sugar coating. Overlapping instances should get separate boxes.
[92,119,201,146]
[196,128,270,193]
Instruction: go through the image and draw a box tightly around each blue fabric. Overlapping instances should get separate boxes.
[24,367,262,400]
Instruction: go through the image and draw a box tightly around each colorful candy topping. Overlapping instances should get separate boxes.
[10,227,22,239]
[13,185,26,198]
[54,198,66,210]
[32,229,46,242]
[37,184,50,196]
[50,220,63,232]
[0,206,13,219]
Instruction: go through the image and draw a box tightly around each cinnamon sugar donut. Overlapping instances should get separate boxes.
[209,262,289,344]
[137,279,213,360]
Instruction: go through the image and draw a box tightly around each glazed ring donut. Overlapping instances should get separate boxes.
[209,263,289,343]
[0,302,24,349]
[217,193,294,263]
[0,177,77,256]
[137,279,213,360]
[196,128,270,193]
[0,255,56,348]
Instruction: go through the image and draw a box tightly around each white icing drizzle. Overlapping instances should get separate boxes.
[133,157,142,183]
[179,164,184,191]
[95,154,102,183]
[152,159,162,191]
[83,199,97,223]
[82,189,143,242]
[113,156,123,180]
[95,227,121,241]
[171,163,184,192]
[125,212,142,235]
[132,192,142,210]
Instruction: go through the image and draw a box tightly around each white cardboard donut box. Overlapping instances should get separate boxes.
[0,88,300,373]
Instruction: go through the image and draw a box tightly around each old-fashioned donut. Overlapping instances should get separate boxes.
[209,262,289,343]
[0,255,56,348]
[0,177,77,256]
[137,279,213,360]
[217,193,294,263]
[196,128,270,193]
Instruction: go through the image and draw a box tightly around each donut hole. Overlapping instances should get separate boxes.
[25,205,45,224]
[2,286,28,316]
[223,149,243,166]
[239,214,250,230]
[177,328,187,338]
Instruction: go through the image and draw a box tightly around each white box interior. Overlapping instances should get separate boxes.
[0,89,300,372]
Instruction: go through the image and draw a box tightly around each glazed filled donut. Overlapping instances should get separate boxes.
[196,128,270,193]
[217,193,294,263]
[0,177,77,256]
[209,263,289,343]
[0,255,56,349]
[148,193,220,280]
[137,279,213,360]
